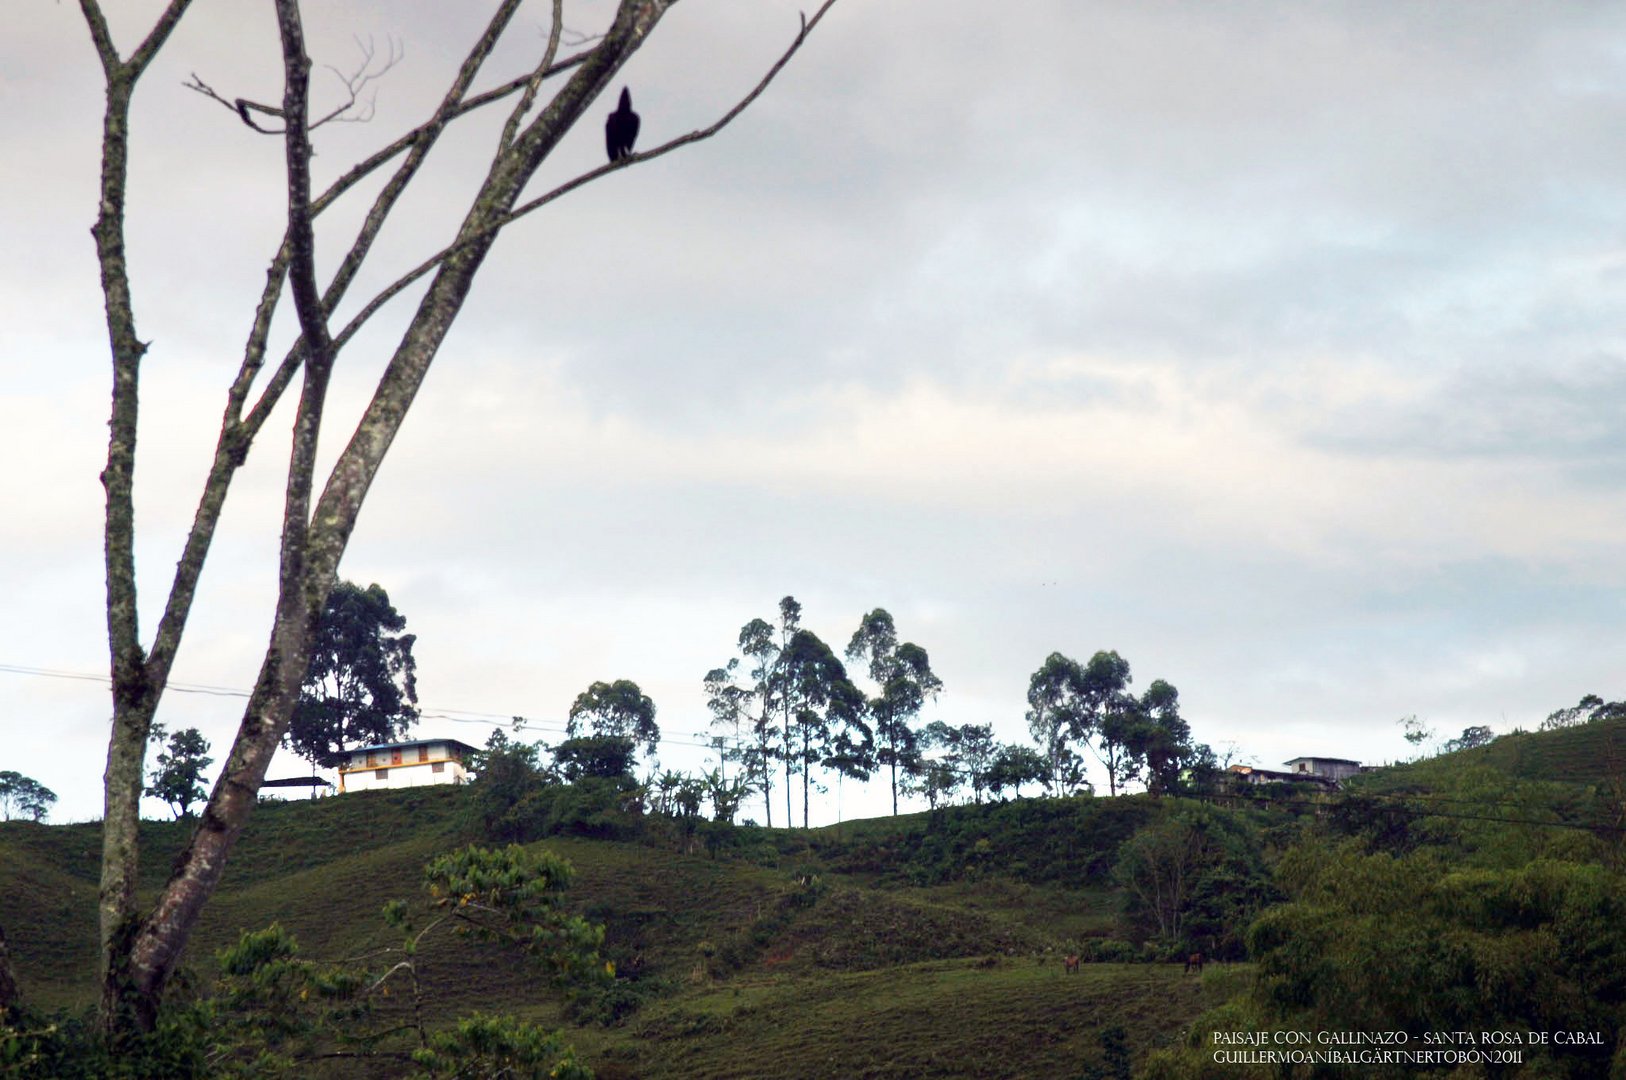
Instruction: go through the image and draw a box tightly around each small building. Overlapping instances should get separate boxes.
[337,738,479,793]
[1282,757,1362,783]
[1226,756,1363,790]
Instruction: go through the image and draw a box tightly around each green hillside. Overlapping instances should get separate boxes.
[1,788,1244,1078]
[1385,711,1626,789]
[5,714,1622,1077]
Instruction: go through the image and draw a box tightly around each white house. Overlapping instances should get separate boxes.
[337,738,480,793]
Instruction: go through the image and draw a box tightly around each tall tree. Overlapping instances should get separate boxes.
[846,608,943,816]
[1077,650,1138,796]
[770,597,804,828]
[702,659,749,784]
[566,679,658,757]
[64,0,842,1042]
[735,617,781,827]
[779,628,865,828]
[1026,652,1090,795]
[282,581,419,771]
[145,726,213,819]
[0,772,57,823]
[727,598,802,828]
[1132,679,1193,797]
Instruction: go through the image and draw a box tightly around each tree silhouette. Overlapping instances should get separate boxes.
[283,581,419,771]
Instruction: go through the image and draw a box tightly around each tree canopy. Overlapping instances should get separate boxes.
[283,581,419,770]
[566,680,659,757]
[846,609,942,816]
[0,772,56,823]
[145,726,213,819]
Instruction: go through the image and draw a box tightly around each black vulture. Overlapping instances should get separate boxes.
[605,87,640,163]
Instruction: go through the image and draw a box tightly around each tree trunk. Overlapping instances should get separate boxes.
[99,0,670,1038]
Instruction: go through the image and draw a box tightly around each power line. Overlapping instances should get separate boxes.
[0,659,745,757]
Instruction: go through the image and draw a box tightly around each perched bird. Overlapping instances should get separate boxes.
[605,87,640,163]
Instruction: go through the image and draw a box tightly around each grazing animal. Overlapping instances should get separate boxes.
[1184,951,1204,975]
[1063,954,1080,974]
[605,86,640,162]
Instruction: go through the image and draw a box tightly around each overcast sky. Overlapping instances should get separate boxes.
[5,1,1626,826]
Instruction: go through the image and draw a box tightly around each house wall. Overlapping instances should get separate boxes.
[338,742,469,793]
[1288,758,1362,782]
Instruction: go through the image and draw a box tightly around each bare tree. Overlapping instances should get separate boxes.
[60,0,839,1044]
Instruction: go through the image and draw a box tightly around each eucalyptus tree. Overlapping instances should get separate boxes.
[769,596,804,825]
[1133,679,1195,796]
[1026,652,1090,794]
[1077,650,1139,796]
[724,597,803,828]
[846,608,943,816]
[702,659,749,784]
[779,628,866,828]
[58,0,843,1042]
[734,617,781,826]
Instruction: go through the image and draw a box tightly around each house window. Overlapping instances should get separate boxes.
[375,768,389,780]
[431,762,445,774]
[366,752,379,767]
[418,746,430,763]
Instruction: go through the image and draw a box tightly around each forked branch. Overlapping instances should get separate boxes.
[184,35,403,134]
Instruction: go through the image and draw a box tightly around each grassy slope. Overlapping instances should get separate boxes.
[1370,712,1626,791]
[0,786,1231,1077]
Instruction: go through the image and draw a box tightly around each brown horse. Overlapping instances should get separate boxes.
[1183,951,1204,975]
[1063,954,1080,974]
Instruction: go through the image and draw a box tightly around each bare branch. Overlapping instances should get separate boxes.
[331,0,840,356]
[78,0,195,79]
[183,74,282,132]
[187,34,402,134]
[274,1,333,374]
[75,1,120,76]
[149,0,545,689]
[499,0,567,150]
[311,34,404,128]
[273,0,336,597]
[310,48,591,217]
[125,0,197,77]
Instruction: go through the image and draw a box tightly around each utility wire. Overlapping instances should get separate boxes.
[0,659,747,756]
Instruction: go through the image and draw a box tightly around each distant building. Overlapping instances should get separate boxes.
[1227,756,1362,789]
[337,739,479,793]
[1282,756,1362,783]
